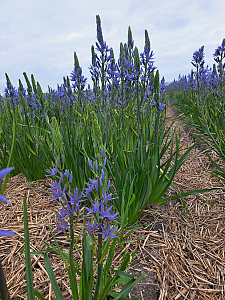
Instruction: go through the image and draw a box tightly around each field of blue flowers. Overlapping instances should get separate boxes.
[0,16,225,300]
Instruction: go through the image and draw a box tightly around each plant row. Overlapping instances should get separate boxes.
[168,39,225,183]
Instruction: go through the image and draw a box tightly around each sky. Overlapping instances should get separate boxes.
[1,0,225,94]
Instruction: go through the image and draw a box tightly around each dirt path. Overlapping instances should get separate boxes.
[129,105,225,300]
[1,105,225,299]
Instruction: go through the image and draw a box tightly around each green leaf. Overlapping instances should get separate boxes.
[114,270,134,278]
[108,291,142,300]
[99,237,111,263]
[102,239,116,282]
[159,186,225,204]
[23,198,36,300]
[46,224,69,268]
[44,253,65,300]
[41,240,81,274]
[17,124,34,143]
[80,235,93,300]
[34,289,46,300]
[99,252,135,300]
[113,275,145,300]
[16,133,37,156]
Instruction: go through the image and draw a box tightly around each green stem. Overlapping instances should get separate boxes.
[136,77,142,160]
[69,214,79,299]
[154,110,160,150]
[93,231,103,300]
[1,109,16,195]
[101,50,105,107]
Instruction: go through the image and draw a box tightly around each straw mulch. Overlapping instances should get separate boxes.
[1,105,225,299]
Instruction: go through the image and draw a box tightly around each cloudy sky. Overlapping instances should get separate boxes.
[1,0,225,93]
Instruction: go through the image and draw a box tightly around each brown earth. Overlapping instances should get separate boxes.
[1,104,225,299]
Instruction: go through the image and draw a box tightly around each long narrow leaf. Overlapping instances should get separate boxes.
[159,186,225,204]
[23,198,36,300]
[44,253,65,300]
[34,289,46,300]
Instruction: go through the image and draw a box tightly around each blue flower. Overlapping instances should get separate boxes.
[0,167,14,203]
[86,220,99,235]
[55,218,72,233]
[213,38,225,63]
[158,102,165,111]
[0,167,16,237]
[46,167,58,177]
[85,200,100,215]
[0,167,14,180]
[49,180,66,201]
[99,224,118,242]
[191,46,205,68]
[98,202,119,220]
[0,194,10,204]
[150,100,165,111]
[0,230,16,236]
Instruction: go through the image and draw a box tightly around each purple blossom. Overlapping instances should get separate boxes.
[98,202,119,220]
[86,220,99,235]
[213,38,225,64]
[49,180,66,201]
[55,218,72,233]
[48,148,119,242]
[158,102,165,111]
[0,194,11,204]
[0,167,16,237]
[85,200,101,216]
[99,224,118,242]
[191,46,205,68]
[66,188,84,214]
[0,230,16,236]
[0,167,14,183]
[70,67,87,91]
[149,99,165,111]
[46,167,58,177]
[88,158,94,170]
[64,169,72,182]
[0,167,14,204]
